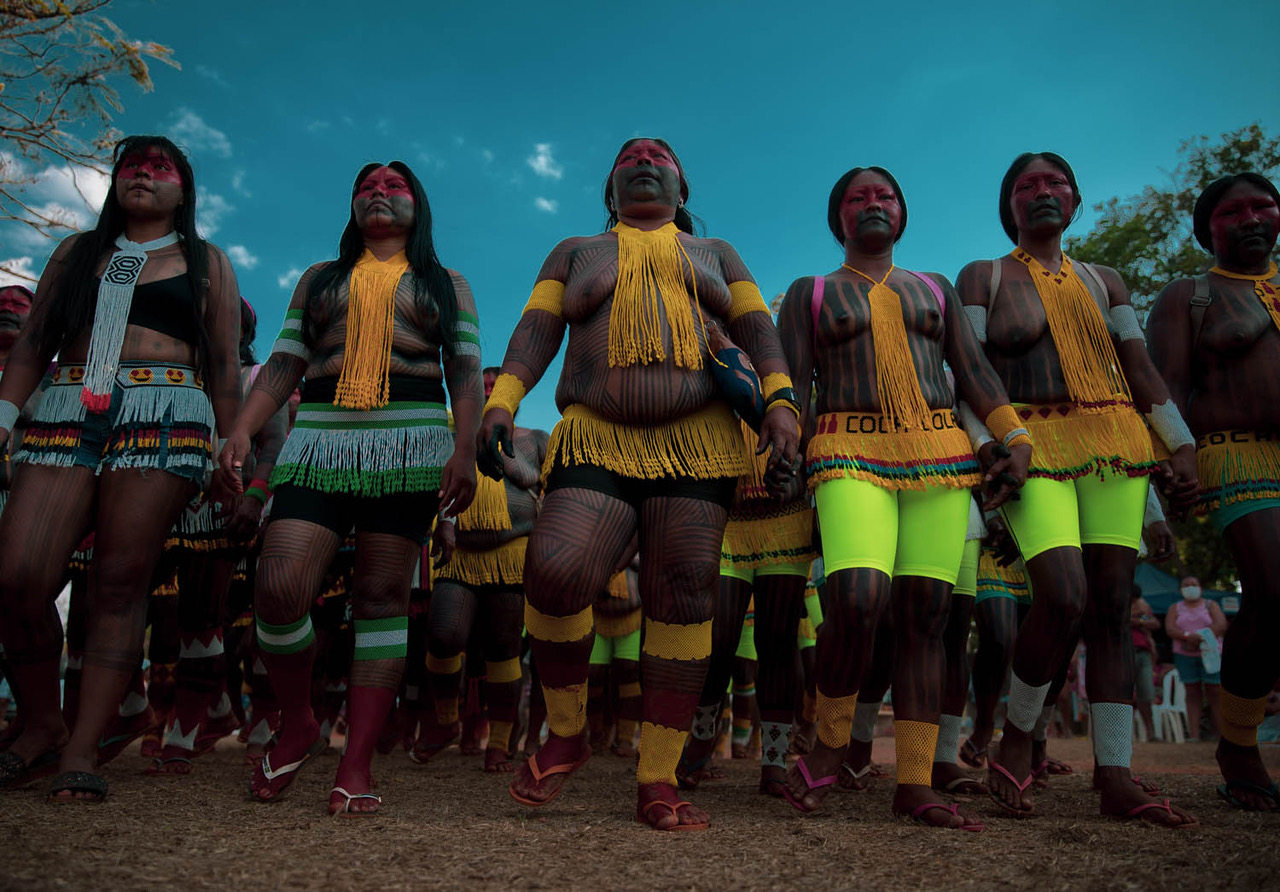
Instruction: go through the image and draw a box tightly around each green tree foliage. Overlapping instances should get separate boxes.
[0,1,176,275]
[1067,123,1280,315]
[1067,124,1280,589]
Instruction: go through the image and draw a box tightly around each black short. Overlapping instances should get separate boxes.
[270,483,439,544]
[544,459,735,510]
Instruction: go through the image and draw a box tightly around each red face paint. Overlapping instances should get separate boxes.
[1009,158,1076,234]
[483,370,498,398]
[118,149,185,186]
[353,165,415,235]
[0,287,33,316]
[612,140,680,175]
[610,140,686,209]
[840,171,902,244]
[1209,181,1280,261]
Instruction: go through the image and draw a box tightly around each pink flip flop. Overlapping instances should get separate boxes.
[988,761,1036,817]
[783,755,837,814]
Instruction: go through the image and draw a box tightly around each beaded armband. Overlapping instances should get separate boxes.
[761,373,800,421]
[0,399,18,434]
[523,280,565,319]
[726,281,770,323]
[1145,399,1194,452]
[484,373,526,417]
[245,478,272,504]
[985,404,1032,449]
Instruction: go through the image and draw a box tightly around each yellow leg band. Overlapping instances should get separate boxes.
[815,691,859,749]
[543,683,587,737]
[488,720,514,752]
[485,658,523,684]
[435,697,459,726]
[895,720,939,787]
[425,652,463,674]
[618,681,643,699]
[1219,690,1268,748]
[525,604,593,643]
[642,619,712,662]
[616,718,639,744]
[637,722,687,786]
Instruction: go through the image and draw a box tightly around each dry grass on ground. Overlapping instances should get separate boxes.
[2,736,1278,891]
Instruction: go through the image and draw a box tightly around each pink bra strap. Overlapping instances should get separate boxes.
[907,270,945,311]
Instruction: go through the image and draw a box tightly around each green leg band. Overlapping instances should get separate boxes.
[256,614,314,655]
[353,615,409,661]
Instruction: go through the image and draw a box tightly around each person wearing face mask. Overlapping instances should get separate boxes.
[0,136,242,802]
[1164,577,1227,742]
[1147,173,1280,811]
[955,152,1198,827]
[478,137,799,831]
[219,161,482,815]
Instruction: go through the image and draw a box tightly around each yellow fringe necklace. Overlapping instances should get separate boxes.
[334,249,409,409]
[610,222,706,369]
[457,468,512,531]
[1009,249,1131,411]
[840,263,934,433]
[1210,262,1280,333]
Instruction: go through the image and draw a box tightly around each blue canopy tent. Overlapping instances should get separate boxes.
[1134,563,1239,616]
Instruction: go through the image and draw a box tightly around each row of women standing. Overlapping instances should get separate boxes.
[0,132,1276,829]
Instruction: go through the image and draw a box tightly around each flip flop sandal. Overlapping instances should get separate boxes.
[1107,798,1199,829]
[637,783,708,832]
[907,801,985,832]
[675,747,722,790]
[47,770,108,803]
[96,707,158,766]
[836,762,874,792]
[1043,756,1073,775]
[936,774,988,796]
[759,774,787,797]
[959,738,987,769]
[508,745,590,807]
[248,734,325,802]
[1131,774,1161,794]
[146,755,194,776]
[1218,780,1280,812]
[329,786,382,817]
[407,723,460,766]
[783,755,837,814]
[0,749,61,791]
[484,748,514,773]
[988,762,1036,817]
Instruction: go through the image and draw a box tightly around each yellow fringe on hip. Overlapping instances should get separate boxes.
[595,606,641,639]
[609,222,705,370]
[607,570,632,600]
[806,410,981,491]
[334,250,409,409]
[722,501,816,569]
[1016,402,1158,480]
[1010,250,1132,412]
[436,536,527,587]
[543,402,748,482]
[1195,430,1280,513]
[457,469,511,532]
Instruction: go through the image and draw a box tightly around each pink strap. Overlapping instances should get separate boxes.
[810,276,825,352]
[907,270,946,311]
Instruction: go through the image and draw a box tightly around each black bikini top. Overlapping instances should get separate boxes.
[97,273,200,344]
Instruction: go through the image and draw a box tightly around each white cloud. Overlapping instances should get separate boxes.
[230,169,251,197]
[527,144,563,180]
[0,152,110,238]
[277,267,303,289]
[169,108,232,158]
[305,120,331,134]
[195,65,229,88]
[534,197,559,214]
[0,256,37,287]
[227,245,259,270]
[197,189,233,237]
[481,149,494,163]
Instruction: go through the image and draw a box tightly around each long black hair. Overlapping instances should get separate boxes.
[998,152,1081,243]
[239,297,257,366]
[1192,173,1280,252]
[304,161,457,353]
[603,138,701,235]
[30,135,210,370]
[827,166,908,246]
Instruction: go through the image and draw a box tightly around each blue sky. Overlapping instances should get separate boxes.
[3,0,1277,432]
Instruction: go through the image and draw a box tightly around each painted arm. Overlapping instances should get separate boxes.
[477,242,571,478]
[438,270,482,517]
[203,244,244,440]
[774,276,816,451]
[501,427,542,490]
[1144,278,1194,416]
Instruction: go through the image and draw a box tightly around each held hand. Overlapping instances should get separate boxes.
[207,464,242,507]
[218,432,251,494]
[980,443,1030,511]
[438,450,477,520]
[223,493,266,542]
[1160,445,1200,519]
[431,519,456,569]
[757,404,801,498]
[476,408,514,481]
[1143,520,1177,563]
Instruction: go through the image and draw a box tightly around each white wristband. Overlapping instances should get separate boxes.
[0,399,19,434]
[1145,399,1195,452]
[956,400,995,452]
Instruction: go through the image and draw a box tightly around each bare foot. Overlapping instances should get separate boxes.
[508,732,589,806]
[484,746,514,773]
[409,720,460,765]
[1216,739,1278,812]
[1097,766,1198,827]
[987,727,1035,814]
[675,735,719,790]
[893,782,984,830]
[959,735,989,768]
[637,782,709,830]
[759,765,787,797]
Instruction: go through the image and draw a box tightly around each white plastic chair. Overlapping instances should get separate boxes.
[1151,669,1189,743]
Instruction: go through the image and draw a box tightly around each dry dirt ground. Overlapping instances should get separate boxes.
[2,735,1278,891]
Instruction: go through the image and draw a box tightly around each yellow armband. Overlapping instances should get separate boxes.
[727,281,769,323]
[523,279,565,319]
[761,373,795,402]
[484,373,526,417]
[985,405,1032,449]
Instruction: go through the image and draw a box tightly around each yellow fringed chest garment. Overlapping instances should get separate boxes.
[609,222,706,369]
[334,250,410,409]
[1210,262,1280,333]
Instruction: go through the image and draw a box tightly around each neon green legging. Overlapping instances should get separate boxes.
[588,627,640,666]
[1000,472,1147,560]
[815,477,970,584]
[953,538,981,597]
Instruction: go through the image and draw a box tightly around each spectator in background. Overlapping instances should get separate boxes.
[1164,576,1227,742]
[1130,585,1160,739]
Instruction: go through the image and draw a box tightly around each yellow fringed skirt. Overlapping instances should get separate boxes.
[436,536,528,588]
[806,409,981,492]
[721,500,817,570]
[1196,430,1280,513]
[542,402,749,482]
[1016,401,1160,480]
